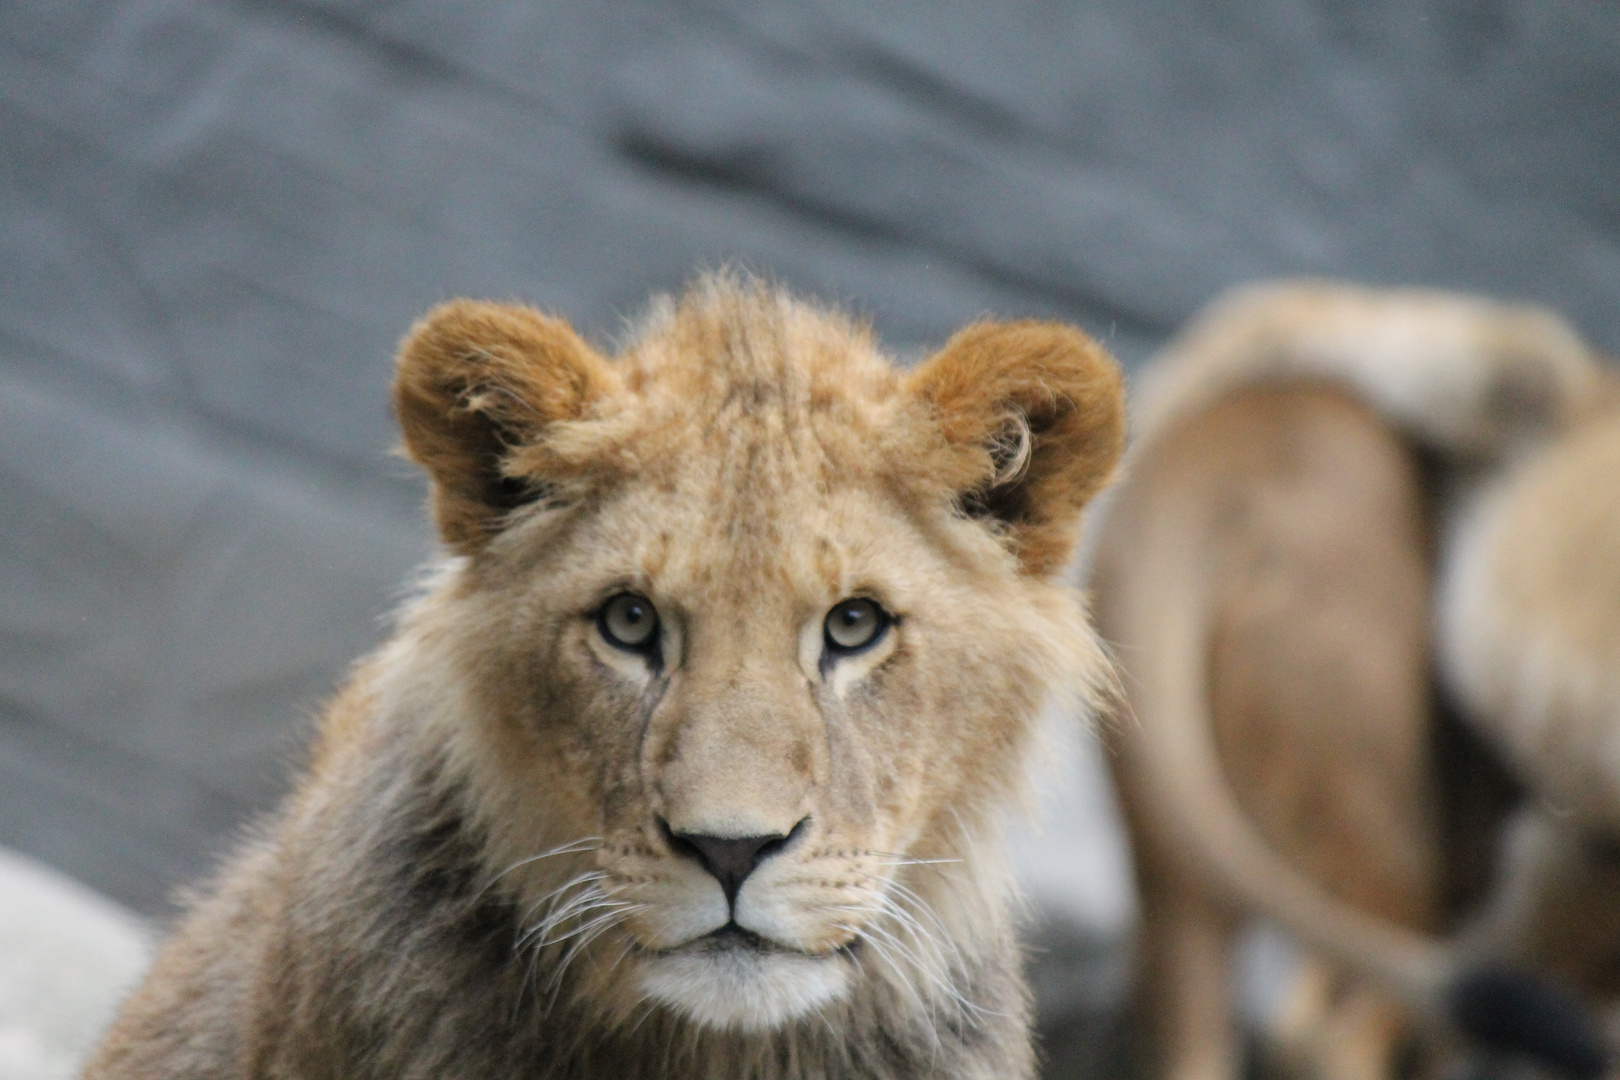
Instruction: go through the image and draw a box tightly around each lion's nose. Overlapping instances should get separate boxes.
[660,817,809,907]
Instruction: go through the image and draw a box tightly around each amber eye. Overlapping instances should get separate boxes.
[824,598,888,653]
[599,593,660,650]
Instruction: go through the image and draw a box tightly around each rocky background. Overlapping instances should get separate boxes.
[3,2,1619,1076]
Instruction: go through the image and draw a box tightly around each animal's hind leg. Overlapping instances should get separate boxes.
[1263,951,1337,1077]
[1132,879,1242,1080]
[1258,950,1412,1080]
[1315,984,1412,1080]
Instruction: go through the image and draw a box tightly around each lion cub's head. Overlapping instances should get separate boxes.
[387,276,1123,1033]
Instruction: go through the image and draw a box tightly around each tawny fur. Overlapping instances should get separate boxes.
[82,274,1125,1080]
[1096,385,1441,1080]
[1440,406,1620,833]
[1088,279,1620,1080]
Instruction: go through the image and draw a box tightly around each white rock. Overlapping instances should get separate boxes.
[0,849,152,1080]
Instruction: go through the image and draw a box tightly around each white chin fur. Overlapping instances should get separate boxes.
[640,948,849,1031]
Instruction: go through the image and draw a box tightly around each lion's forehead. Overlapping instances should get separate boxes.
[548,316,959,603]
[625,395,910,501]
[596,473,940,608]
[598,328,930,502]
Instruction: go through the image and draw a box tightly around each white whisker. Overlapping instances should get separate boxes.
[476,836,603,902]
[865,851,964,867]
[546,903,643,993]
[852,922,942,1049]
[836,870,1012,1029]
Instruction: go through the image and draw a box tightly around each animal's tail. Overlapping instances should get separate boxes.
[1105,521,1606,1079]
[1099,280,1610,1079]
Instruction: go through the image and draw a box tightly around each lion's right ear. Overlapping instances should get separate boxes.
[393,300,623,553]
[907,320,1126,576]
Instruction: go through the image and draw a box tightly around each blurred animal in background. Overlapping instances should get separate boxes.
[81,275,1128,1080]
[1089,281,1620,1080]
[1097,376,1443,1080]
[1438,365,1620,1028]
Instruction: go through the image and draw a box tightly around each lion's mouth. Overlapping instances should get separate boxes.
[696,923,781,953]
[663,922,859,960]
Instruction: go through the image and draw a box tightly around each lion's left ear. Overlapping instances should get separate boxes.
[907,320,1126,576]
[393,300,624,554]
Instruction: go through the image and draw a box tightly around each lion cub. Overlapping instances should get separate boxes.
[83,275,1125,1080]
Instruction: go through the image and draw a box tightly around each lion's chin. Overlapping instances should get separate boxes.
[638,930,851,1032]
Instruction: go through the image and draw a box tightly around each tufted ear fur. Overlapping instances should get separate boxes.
[908,320,1126,576]
[393,300,623,553]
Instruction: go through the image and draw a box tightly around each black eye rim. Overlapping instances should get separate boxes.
[596,591,661,654]
[822,597,892,656]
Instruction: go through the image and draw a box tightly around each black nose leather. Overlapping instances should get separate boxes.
[662,818,808,906]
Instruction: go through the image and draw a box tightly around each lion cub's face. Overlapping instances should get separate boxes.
[393,280,1123,1032]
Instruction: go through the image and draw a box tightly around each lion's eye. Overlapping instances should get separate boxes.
[824,598,888,653]
[599,593,660,650]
